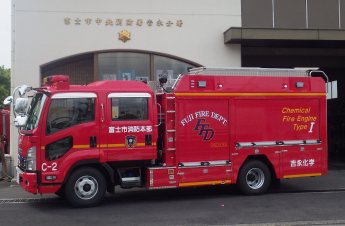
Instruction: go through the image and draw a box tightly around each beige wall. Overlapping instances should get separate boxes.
[11,0,242,173]
[13,0,241,87]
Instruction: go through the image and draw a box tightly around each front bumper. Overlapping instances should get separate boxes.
[16,167,62,194]
[16,167,38,194]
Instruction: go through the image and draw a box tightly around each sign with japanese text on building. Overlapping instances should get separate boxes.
[64,16,184,42]
[64,17,183,28]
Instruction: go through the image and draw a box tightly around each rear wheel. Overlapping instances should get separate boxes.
[64,167,106,208]
[237,160,271,195]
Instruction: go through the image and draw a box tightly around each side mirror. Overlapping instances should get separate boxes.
[14,97,29,115]
[18,85,31,97]
[3,96,13,105]
[14,115,28,127]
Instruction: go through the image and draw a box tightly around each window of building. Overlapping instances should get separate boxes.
[41,51,201,85]
[98,52,150,82]
[98,52,198,83]
[153,55,194,81]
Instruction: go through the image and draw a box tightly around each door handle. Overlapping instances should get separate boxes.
[100,104,105,122]
[90,136,97,148]
[145,134,152,146]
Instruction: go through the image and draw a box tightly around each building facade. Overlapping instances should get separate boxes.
[10,0,241,174]
[9,0,345,175]
[12,0,241,87]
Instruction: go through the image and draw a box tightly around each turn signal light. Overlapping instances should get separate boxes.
[45,175,57,181]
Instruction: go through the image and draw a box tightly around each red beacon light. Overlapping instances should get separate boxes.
[42,75,70,90]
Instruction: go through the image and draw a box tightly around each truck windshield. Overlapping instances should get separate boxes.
[24,93,47,131]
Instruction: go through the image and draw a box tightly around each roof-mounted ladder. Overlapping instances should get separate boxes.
[188,67,314,77]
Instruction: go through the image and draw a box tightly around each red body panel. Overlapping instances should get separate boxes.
[146,167,177,188]
[176,98,230,163]
[17,170,37,194]
[16,71,327,195]
[1,108,10,154]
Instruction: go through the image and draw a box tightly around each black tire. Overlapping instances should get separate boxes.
[237,160,271,195]
[64,167,106,208]
[55,186,65,199]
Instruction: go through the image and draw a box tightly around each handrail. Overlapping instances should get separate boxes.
[188,67,311,77]
[308,70,329,83]
[156,103,162,127]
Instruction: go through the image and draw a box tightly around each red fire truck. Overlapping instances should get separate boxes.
[0,108,10,155]
[9,68,327,207]
[0,108,10,178]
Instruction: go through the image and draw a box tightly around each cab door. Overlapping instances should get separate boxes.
[105,92,156,161]
[40,92,99,183]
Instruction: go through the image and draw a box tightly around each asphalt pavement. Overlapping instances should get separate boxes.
[1,161,345,200]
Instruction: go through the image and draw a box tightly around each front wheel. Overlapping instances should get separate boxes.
[64,167,106,208]
[237,160,271,195]
[55,186,65,199]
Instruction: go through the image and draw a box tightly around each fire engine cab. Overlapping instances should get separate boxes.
[6,68,327,207]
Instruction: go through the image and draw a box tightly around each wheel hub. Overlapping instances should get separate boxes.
[75,176,99,200]
[246,168,265,190]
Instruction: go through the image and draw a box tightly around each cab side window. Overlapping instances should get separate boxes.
[45,136,73,160]
[111,97,148,121]
[46,98,95,135]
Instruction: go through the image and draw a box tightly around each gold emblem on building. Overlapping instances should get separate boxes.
[118,30,131,43]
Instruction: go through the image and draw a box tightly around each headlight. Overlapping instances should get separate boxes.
[26,146,36,171]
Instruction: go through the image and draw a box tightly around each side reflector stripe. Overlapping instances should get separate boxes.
[283,173,322,179]
[179,180,231,187]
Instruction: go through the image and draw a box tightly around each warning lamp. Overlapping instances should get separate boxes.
[42,75,70,90]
